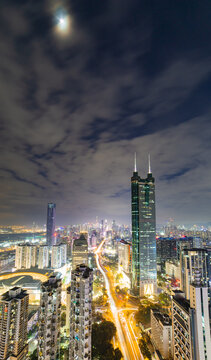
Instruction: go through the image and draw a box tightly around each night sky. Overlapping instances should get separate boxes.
[0,0,211,225]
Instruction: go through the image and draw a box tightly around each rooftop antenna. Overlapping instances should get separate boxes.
[148,153,151,174]
[134,152,137,172]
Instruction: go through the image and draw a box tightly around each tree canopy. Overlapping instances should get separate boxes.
[92,320,122,360]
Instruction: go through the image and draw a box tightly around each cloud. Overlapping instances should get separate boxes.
[0,0,210,225]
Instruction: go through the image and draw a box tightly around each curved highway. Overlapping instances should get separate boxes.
[95,240,143,360]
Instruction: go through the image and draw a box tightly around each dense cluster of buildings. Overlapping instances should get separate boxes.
[0,219,93,360]
[0,159,209,360]
[15,243,67,269]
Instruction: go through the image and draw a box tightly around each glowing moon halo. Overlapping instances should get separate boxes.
[55,14,70,35]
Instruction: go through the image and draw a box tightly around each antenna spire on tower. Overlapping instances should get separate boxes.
[134,152,137,172]
[148,153,151,174]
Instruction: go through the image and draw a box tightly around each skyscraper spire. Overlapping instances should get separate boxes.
[134,152,137,172]
[148,153,151,174]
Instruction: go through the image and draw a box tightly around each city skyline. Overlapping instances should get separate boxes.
[0,1,211,225]
[0,2,210,359]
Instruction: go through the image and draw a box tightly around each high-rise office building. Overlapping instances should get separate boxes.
[38,276,61,360]
[38,245,49,269]
[156,237,177,269]
[88,231,97,250]
[46,203,56,246]
[72,234,88,270]
[180,248,209,300]
[0,287,29,360]
[176,237,193,260]
[15,245,37,269]
[69,265,93,360]
[131,154,157,296]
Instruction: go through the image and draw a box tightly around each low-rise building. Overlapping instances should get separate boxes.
[117,239,131,274]
[165,260,180,280]
[151,309,172,359]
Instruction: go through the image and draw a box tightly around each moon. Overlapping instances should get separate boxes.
[55,11,71,35]
[58,17,66,29]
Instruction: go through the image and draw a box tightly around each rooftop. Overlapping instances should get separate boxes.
[151,309,172,326]
[1,287,28,301]
[73,234,88,247]
[42,276,61,289]
[73,264,93,278]
[0,274,41,288]
[173,295,190,314]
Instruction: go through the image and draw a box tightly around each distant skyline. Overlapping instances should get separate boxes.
[0,1,211,225]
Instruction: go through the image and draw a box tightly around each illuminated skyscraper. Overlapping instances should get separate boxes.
[46,203,56,246]
[131,154,157,296]
[0,287,29,360]
[69,264,93,360]
[38,276,61,360]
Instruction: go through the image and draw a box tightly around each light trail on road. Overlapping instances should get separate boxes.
[119,310,139,360]
[95,240,129,360]
[128,312,144,360]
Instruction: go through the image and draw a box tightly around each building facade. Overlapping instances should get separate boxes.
[51,243,67,268]
[117,240,131,274]
[172,292,194,360]
[190,283,211,360]
[72,234,88,270]
[172,285,211,360]
[15,245,37,269]
[180,248,209,300]
[38,276,61,360]
[150,309,172,359]
[156,238,177,268]
[38,245,49,269]
[46,203,56,246]
[131,155,157,296]
[69,265,93,360]
[176,237,193,260]
[0,287,29,360]
[66,286,71,337]
[165,260,181,281]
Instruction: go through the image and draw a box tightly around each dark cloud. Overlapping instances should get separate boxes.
[0,0,210,225]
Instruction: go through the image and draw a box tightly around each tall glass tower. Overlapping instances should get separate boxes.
[131,155,157,296]
[46,203,56,246]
